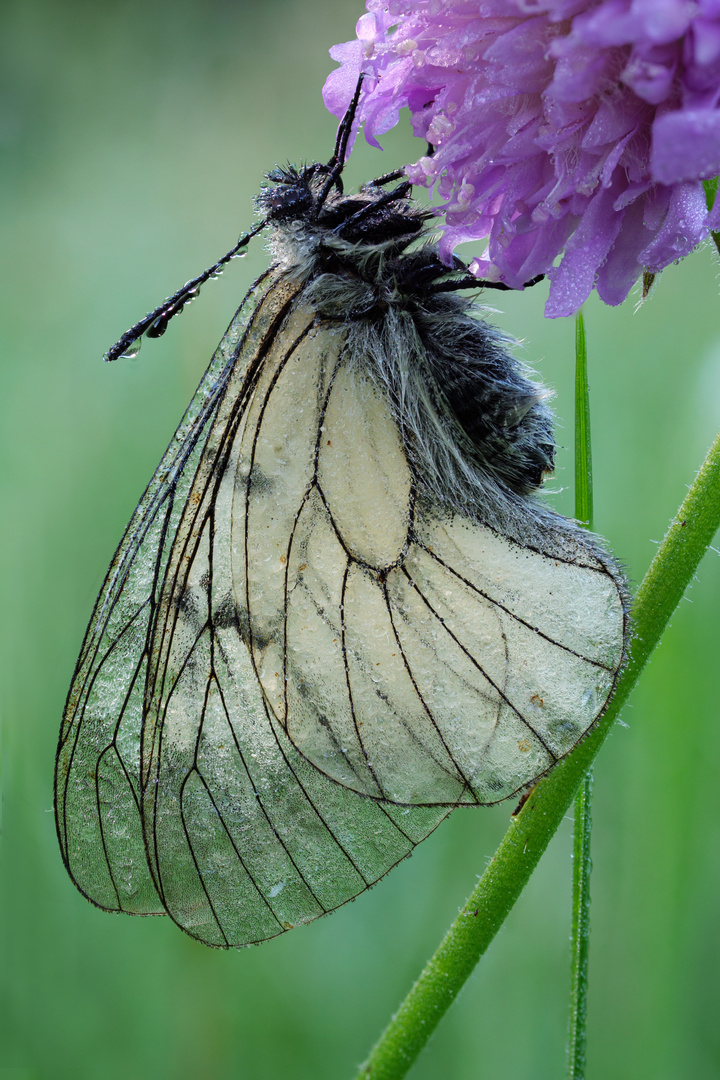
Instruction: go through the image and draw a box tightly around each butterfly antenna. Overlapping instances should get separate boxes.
[315,73,365,211]
[104,220,268,362]
[423,273,545,295]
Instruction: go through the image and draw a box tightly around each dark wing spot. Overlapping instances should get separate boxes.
[249,462,273,495]
[213,592,239,631]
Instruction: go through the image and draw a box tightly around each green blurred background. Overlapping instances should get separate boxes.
[2,1,720,1077]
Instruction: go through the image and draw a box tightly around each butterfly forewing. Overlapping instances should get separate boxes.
[136,285,449,945]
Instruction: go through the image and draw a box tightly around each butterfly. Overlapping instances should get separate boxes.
[55,82,629,948]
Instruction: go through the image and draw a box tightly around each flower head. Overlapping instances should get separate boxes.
[324,0,720,316]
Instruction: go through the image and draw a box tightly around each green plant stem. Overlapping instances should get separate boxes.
[703,178,720,258]
[574,312,593,531]
[356,428,720,1080]
[568,771,592,1080]
[568,310,593,1080]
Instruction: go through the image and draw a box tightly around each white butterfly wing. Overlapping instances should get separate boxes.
[144,570,446,946]
[386,512,625,802]
[238,331,627,805]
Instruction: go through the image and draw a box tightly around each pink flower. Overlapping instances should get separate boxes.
[323,0,720,317]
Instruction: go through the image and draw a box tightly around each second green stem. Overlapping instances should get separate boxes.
[568,310,593,1079]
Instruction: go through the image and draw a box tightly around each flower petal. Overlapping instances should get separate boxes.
[324,0,720,315]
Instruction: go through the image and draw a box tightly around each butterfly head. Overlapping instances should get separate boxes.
[257,163,428,247]
[257,165,319,221]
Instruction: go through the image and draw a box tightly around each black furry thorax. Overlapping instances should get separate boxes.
[258,164,469,299]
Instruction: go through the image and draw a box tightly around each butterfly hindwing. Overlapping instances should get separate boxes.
[388,511,625,802]
[235,320,627,807]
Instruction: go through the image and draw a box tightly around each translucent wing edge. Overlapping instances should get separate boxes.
[55,268,277,904]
